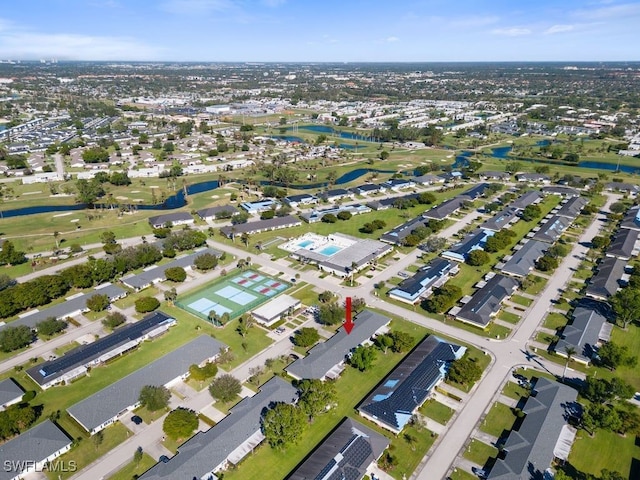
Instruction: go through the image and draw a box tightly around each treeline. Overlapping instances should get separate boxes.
[0,230,207,319]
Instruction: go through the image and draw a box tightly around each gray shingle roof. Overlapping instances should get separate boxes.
[0,283,127,331]
[287,418,389,480]
[482,206,519,231]
[148,212,194,227]
[423,196,470,220]
[554,307,607,363]
[27,311,175,387]
[510,191,542,210]
[388,258,456,302]
[0,378,24,407]
[531,215,571,244]
[68,336,226,433]
[501,240,549,278]
[555,197,588,220]
[0,420,72,480]
[585,256,627,299]
[139,377,297,480]
[121,248,221,289]
[456,274,518,328]
[620,206,640,231]
[542,186,580,197]
[358,336,465,432]
[607,228,638,260]
[286,310,390,380]
[488,378,578,480]
[219,215,301,237]
[197,205,240,220]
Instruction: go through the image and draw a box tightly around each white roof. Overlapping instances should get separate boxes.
[252,294,300,321]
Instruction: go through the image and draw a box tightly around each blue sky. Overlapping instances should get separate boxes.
[0,0,639,61]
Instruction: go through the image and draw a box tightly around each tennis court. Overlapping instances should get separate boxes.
[176,270,291,323]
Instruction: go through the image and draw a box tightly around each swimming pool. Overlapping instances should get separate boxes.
[298,240,314,248]
[319,245,341,256]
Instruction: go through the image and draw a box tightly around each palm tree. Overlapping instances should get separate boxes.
[53,231,60,249]
[350,261,358,286]
[562,346,576,380]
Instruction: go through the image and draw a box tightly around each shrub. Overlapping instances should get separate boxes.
[135,297,160,313]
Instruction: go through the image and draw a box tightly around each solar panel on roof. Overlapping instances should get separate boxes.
[344,437,372,468]
[339,434,357,453]
[315,459,337,480]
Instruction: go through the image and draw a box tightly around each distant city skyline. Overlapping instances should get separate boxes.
[0,0,639,62]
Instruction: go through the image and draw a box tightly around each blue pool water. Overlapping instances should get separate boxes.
[319,245,341,256]
[298,240,314,248]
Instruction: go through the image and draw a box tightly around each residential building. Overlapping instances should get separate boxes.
[0,283,127,331]
[219,215,302,238]
[388,258,458,304]
[423,196,470,220]
[555,196,588,220]
[381,178,415,191]
[121,248,221,291]
[196,205,240,221]
[531,215,571,244]
[442,228,494,263]
[321,188,354,202]
[251,294,300,327]
[351,183,385,195]
[286,310,390,380]
[462,182,491,199]
[283,193,319,208]
[240,199,280,214]
[620,205,640,231]
[500,240,548,278]
[510,191,542,210]
[358,336,465,433]
[585,256,628,300]
[413,174,445,185]
[606,228,639,260]
[605,182,640,195]
[139,377,297,480]
[287,418,389,480]
[479,171,510,181]
[380,215,431,245]
[482,206,520,232]
[301,204,371,224]
[516,173,551,184]
[27,311,176,389]
[455,274,519,328]
[542,186,580,197]
[553,307,612,364]
[0,378,24,411]
[487,378,578,480]
[68,336,226,434]
[148,212,194,228]
[0,420,72,480]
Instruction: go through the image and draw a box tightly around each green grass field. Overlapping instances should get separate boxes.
[463,439,498,467]
[480,402,517,438]
[569,428,640,479]
[108,452,156,480]
[419,398,455,424]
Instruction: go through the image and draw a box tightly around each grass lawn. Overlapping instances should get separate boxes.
[607,325,640,391]
[501,381,531,401]
[419,398,454,425]
[134,405,168,424]
[479,402,517,438]
[54,342,81,356]
[213,394,242,415]
[535,331,556,345]
[113,287,158,310]
[463,439,498,467]
[510,295,533,307]
[450,469,478,480]
[288,282,319,306]
[108,452,156,480]
[569,428,640,479]
[46,423,131,480]
[222,319,432,480]
[544,312,569,331]
[497,310,521,324]
[522,275,547,295]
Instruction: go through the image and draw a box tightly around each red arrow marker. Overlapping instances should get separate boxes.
[344,297,354,334]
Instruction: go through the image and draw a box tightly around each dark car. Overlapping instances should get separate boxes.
[131,415,143,425]
[159,455,170,463]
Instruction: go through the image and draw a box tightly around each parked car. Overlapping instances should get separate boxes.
[472,467,487,479]
[131,415,143,425]
[159,455,170,463]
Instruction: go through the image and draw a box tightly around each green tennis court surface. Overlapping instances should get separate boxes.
[176,270,290,323]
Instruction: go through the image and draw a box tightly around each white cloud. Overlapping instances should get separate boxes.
[160,0,234,15]
[386,36,400,42]
[0,29,164,61]
[491,27,531,36]
[544,24,575,34]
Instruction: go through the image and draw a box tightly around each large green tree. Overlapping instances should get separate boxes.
[610,287,640,329]
[298,379,337,420]
[292,327,320,348]
[209,374,242,403]
[349,345,377,371]
[138,385,170,412]
[262,403,306,449]
[163,408,198,440]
